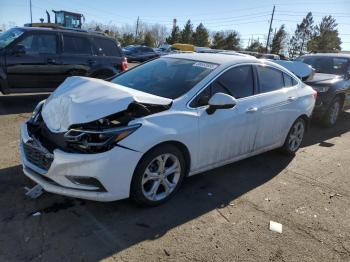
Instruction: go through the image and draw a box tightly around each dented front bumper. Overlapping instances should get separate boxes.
[20,122,143,201]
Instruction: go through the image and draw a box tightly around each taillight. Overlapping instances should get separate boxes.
[312,89,317,99]
[121,57,128,71]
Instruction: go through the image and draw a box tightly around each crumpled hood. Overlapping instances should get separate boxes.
[41,76,172,133]
[305,73,342,85]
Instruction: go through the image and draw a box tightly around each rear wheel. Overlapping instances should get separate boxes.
[281,118,305,155]
[130,144,186,206]
[322,97,341,127]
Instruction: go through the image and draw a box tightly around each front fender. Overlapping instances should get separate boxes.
[118,110,201,171]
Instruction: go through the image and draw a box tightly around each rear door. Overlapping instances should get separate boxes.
[253,65,300,150]
[60,33,94,78]
[5,31,58,90]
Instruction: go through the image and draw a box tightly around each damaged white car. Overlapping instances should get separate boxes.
[20,53,316,206]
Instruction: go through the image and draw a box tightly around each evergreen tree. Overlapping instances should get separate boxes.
[181,20,193,44]
[307,15,341,53]
[223,31,241,50]
[166,25,181,44]
[271,25,287,54]
[211,32,225,49]
[289,12,314,58]
[119,33,135,46]
[246,40,264,52]
[192,23,209,46]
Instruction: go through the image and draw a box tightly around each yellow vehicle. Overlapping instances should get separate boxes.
[172,43,195,52]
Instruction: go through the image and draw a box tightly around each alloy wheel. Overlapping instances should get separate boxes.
[329,101,340,125]
[141,153,181,201]
[288,120,305,152]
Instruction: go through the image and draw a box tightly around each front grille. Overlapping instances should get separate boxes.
[23,141,53,171]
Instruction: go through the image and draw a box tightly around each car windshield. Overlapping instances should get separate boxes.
[112,57,217,99]
[0,28,24,49]
[301,56,349,75]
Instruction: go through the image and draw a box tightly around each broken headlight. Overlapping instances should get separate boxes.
[29,100,45,122]
[64,124,141,153]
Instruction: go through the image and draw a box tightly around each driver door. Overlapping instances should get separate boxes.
[194,65,260,170]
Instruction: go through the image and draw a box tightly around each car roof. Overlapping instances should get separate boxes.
[15,26,113,39]
[164,52,259,66]
[301,53,350,59]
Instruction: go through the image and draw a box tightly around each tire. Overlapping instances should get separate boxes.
[130,144,186,207]
[322,97,341,127]
[281,118,306,155]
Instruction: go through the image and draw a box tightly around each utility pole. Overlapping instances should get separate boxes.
[135,16,139,37]
[29,0,33,24]
[266,5,275,53]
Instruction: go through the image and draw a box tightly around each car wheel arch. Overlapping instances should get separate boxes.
[136,140,191,177]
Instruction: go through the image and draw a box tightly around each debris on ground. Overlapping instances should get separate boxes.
[264,198,271,202]
[329,193,343,199]
[269,221,282,234]
[163,249,170,256]
[24,184,44,199]
[32,212,41,217]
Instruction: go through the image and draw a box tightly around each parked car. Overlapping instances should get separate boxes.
[20,53,316,206]
[122,45,159,62]
[0,27,127,94]
[297,53,350,126]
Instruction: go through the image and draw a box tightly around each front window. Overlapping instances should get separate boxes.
[301,56,349,75]
[112,58,217,99]
[0,28,24,49]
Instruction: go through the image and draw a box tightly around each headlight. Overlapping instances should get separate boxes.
[64,124,141,153]
[312,86,330,93]
[29,100,45,122]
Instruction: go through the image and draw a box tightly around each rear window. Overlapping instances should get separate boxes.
[112,58,217,99]
[93,37,121,56]
[63,35,92,55]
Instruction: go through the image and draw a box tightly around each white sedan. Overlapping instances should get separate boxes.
[20,53,316,206]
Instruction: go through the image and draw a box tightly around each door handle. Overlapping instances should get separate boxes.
[47,58,56,64]
[288,96,297,101]
[246,107,258,113]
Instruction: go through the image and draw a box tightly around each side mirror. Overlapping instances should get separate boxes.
[206,92,237,115]
[12,44,26,56]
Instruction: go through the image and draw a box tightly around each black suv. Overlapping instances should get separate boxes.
[0,27,127,94]
[298,54,350,127]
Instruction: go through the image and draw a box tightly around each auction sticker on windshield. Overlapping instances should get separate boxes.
[193,62,218,70]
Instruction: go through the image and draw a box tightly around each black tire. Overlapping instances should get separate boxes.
[130,144,186,207]
[322,97,342,127]
[280,118,306,155]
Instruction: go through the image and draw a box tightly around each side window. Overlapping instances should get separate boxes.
[93,38,121,56]
[18,34,57,54]
[257,66,284,93]
[190,65,255,107]
[212,65,254,99]
[283,73,298,87]
[63,35,92,55]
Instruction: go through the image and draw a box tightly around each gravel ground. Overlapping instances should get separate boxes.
[0,93,349,262]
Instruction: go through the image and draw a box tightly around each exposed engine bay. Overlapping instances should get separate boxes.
[27,101,171,154]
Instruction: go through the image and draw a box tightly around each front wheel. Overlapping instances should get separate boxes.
[130,145,186,206]
[281,118,306,155]
[322,98,341,127]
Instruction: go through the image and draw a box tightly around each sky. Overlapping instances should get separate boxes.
[1,0,350,51]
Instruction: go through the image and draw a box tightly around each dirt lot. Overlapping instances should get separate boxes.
[0,93,349,262]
